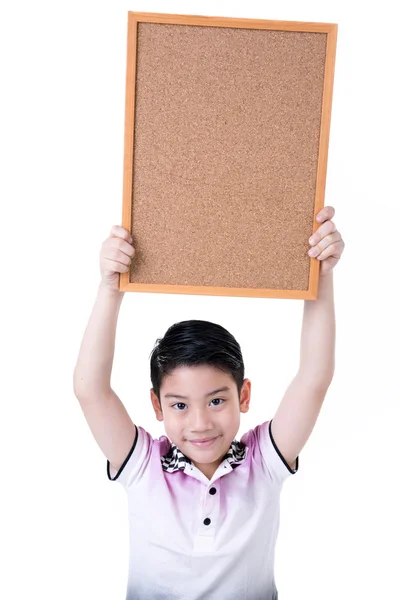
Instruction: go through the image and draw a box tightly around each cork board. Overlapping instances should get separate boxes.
[120,12,338,299]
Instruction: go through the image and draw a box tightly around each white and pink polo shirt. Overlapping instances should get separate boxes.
[107,419,298,600]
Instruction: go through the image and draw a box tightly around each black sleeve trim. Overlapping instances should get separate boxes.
[268,419,299,474]
[107,424,138,481]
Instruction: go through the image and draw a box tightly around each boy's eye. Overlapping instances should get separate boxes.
[171,398,225,410]
[210,398,224,406]
[172,403,187,411]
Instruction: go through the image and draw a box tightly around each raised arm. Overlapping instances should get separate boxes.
[271,206,345,468]
[73,226,137,473]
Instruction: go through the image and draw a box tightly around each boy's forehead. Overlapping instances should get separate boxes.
[160,365,234,395]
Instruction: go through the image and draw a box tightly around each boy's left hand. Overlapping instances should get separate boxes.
[308,206,345,276]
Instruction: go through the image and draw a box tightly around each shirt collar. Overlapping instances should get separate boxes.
[161,438,248,473]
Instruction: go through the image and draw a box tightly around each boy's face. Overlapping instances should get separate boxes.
[150,365,251,479]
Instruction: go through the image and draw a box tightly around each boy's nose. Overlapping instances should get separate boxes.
[190,410,214,432]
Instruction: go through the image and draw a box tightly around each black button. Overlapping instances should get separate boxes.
[209,487,217,495]
[203,518,211,526]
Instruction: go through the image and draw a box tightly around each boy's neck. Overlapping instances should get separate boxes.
[191,458,222,480]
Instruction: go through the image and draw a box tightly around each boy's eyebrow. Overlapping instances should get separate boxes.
[164,386,231,400]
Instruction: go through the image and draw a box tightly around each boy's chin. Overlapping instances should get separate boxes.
[184,436,229,459]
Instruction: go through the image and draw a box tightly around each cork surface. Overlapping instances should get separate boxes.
[129,23,327,290]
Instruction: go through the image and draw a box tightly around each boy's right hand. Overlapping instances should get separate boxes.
[99,225,135,292]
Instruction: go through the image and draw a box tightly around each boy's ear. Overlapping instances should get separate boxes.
[150,388,164,421]
[239,379,251,413]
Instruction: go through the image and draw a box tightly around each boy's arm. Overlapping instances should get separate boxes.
[270,204,345,468]
[271,272,335,469]
[73,226,136,473]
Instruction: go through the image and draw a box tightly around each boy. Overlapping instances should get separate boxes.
[73,206,345,599]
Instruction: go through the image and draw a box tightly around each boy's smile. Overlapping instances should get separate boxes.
[188,435,221,447]
[150,364,251,478]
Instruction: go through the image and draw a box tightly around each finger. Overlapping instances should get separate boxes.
[108,237,135,258]
[309,220,337,246]
[105,260,130,273]
[316,206,335,223]
[308,232,342,257]
[110,225,133,244]
[308,231,342,256]
[315,240,344,261]
[105,247,133,267]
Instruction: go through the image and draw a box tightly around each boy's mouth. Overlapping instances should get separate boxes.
[188,436,219,448]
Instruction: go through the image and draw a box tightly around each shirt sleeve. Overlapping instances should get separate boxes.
[250,419,299,485]
[106,425,154,489]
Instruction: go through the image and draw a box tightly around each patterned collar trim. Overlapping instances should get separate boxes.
[161,438,248,473]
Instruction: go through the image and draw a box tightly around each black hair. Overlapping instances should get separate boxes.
[150,320,245,401]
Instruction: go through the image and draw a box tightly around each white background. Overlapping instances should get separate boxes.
[1,0,399,598]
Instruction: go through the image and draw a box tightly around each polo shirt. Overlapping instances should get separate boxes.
[107,419,298,600]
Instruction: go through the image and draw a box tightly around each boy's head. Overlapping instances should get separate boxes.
[149,320,251,478]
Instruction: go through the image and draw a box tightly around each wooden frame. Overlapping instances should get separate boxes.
[119,12,338,299]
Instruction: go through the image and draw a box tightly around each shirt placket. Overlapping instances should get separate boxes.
[192,460,232,553]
